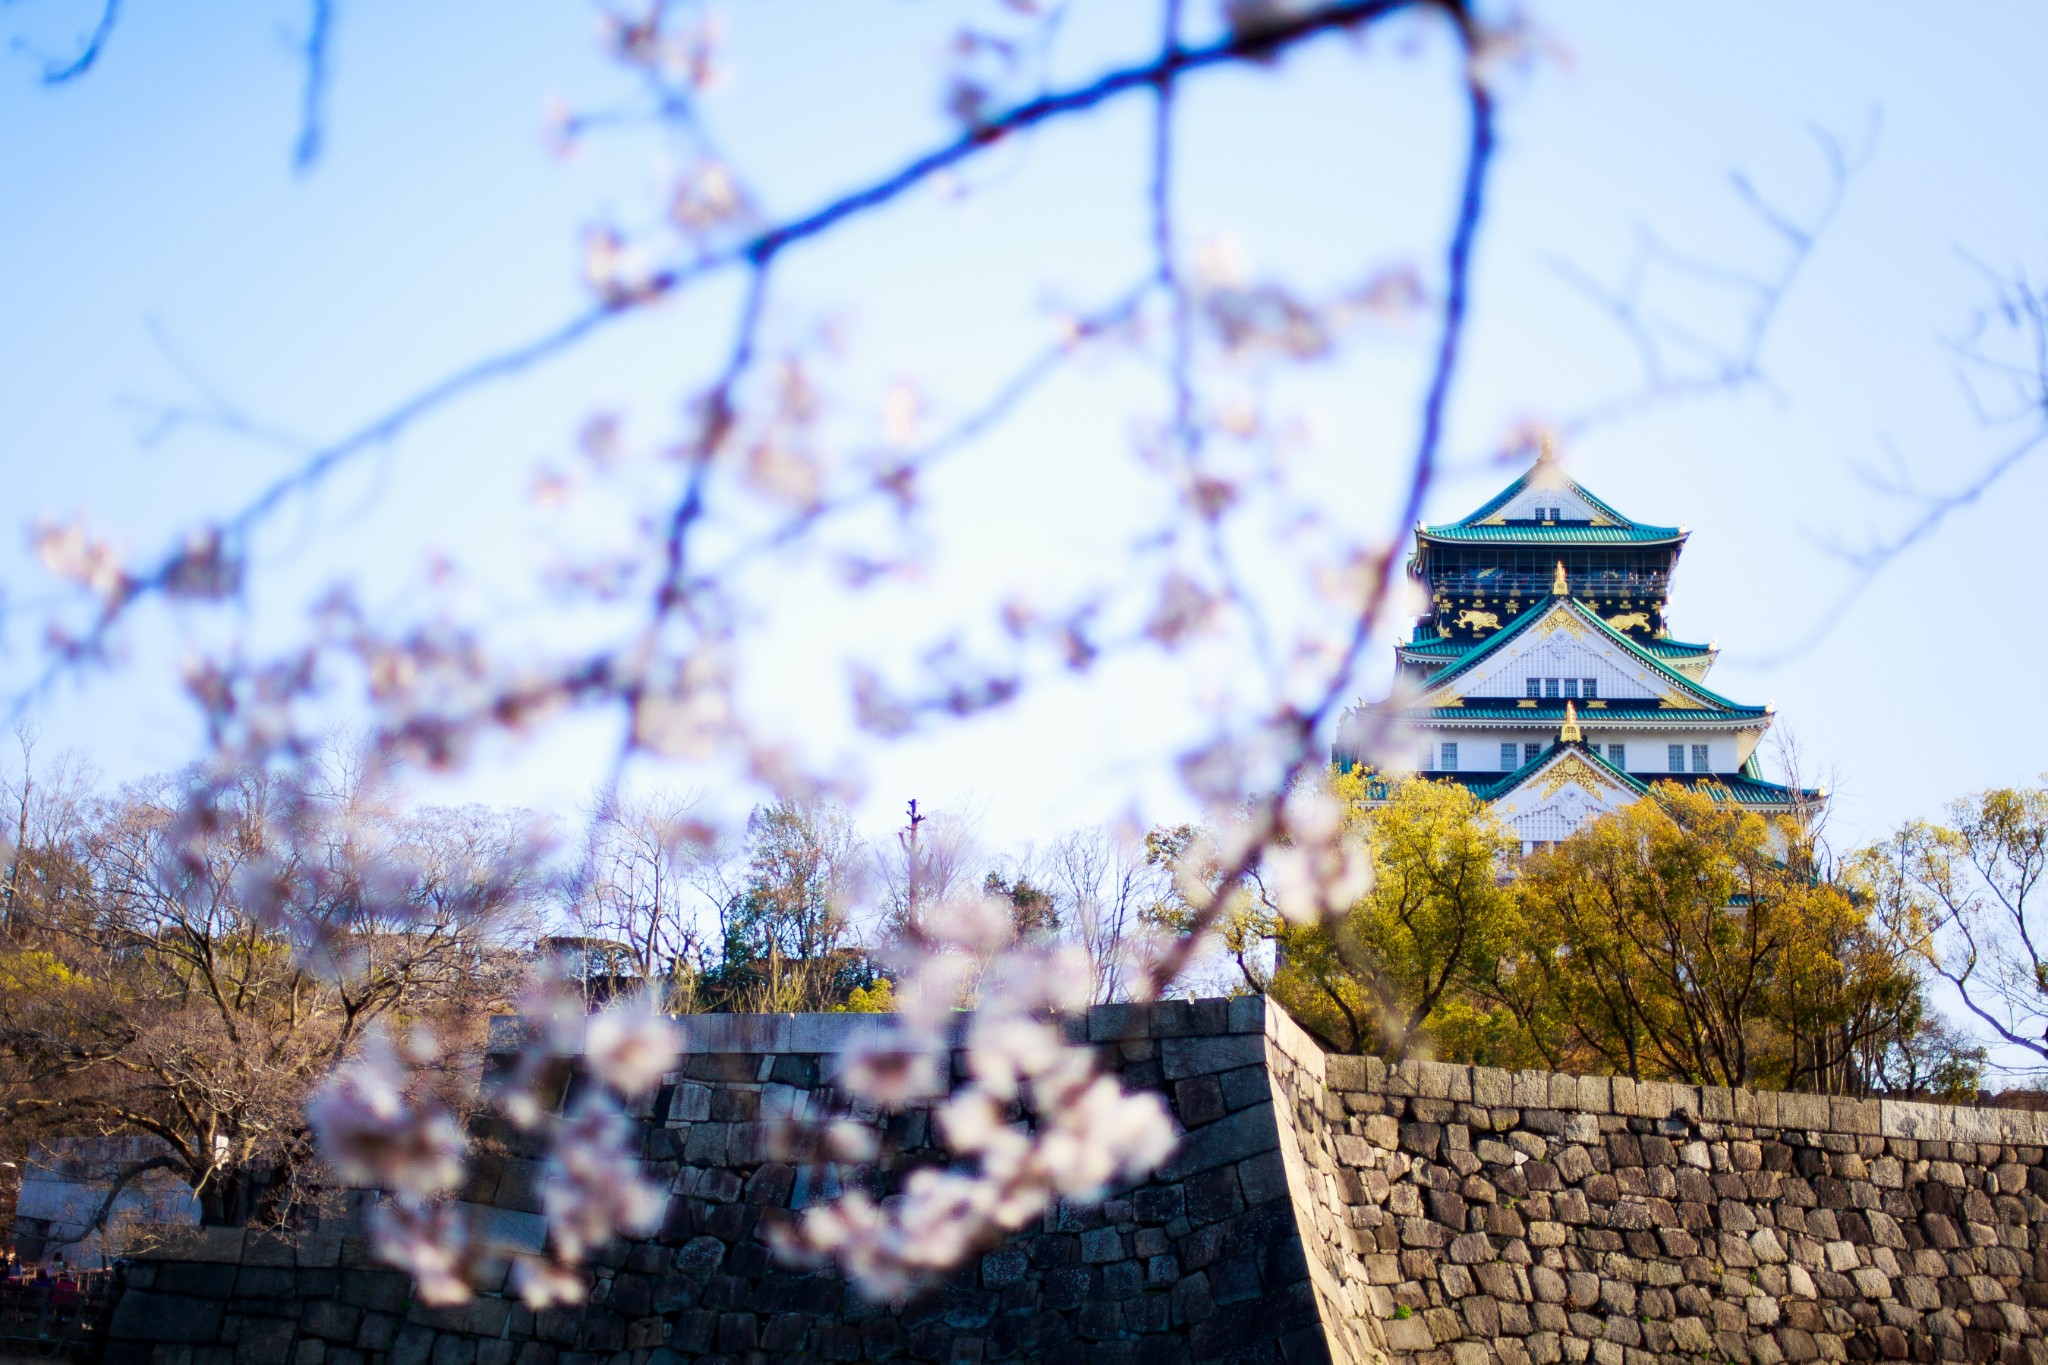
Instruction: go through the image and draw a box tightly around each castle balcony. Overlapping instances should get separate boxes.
[1426,566,1671,600]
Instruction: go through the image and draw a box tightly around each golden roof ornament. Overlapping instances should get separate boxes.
[1559,699,1582,743]
[1552,560,1569,596]
[1536,431,1556,463]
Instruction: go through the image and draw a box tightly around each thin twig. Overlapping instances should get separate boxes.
[23,0,1427,714]
[33,0,119,84]
[294,0,336,174]
[1142,45,1496,996]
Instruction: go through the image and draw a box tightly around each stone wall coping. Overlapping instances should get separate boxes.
[1318,1052,2048,1145]
[486,993,1270,1058]
[485,1010,893,1057]
[483,996,2047,1147]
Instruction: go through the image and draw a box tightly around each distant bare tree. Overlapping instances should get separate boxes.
[0,749,540,1229]
[1859,783,2048,1072]
[562,789,725,1012]
[1042,826,1160,1004]
[871,799,986,941]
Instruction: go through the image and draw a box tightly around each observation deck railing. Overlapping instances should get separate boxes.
[1425,569,1670,599]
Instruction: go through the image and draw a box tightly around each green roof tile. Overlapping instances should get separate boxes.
[1443,457,1660,531]
[1416,523,1684,544]
[1399,632,1714,661]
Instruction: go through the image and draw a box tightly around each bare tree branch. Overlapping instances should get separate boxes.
[28,0,118,84]
[17,0,1442,715]
[294,0,336,173]
[34,1151,184,1249]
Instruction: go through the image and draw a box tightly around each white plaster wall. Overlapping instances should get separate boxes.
[1493,481,1608,523]
[1412,730,1751,776]
[1446,633,1676,703]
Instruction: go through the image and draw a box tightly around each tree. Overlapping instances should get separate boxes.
[1498,786,1937,1093]
[1856,783,2048,1070]
[0,755,539,1229]
[1042,826,1163,1005]
[982,869,1059,939]
[703,799,876,1013]
[1268,774,1518,1059]
[562,789,723,1013]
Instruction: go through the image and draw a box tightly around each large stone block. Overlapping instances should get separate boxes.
[1325,1053,1368,1093]
[1471,1067,1513,1108]
[1779,1092,1830,1131]
[1830,1096,1880,1136]
[1159,1103,1279,1181]
[109,1290,224,1343]
[1161,1033,1265,1081]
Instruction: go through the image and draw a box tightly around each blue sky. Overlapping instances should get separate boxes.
[3,1,2048,861]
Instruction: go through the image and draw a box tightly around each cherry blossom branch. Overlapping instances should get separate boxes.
[1137,51,1496,997]
[18,0,1437,713]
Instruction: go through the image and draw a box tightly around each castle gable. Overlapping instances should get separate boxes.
[1487,745,1641,844]
[1483,476,1612,526]
[1414,598,1731,711]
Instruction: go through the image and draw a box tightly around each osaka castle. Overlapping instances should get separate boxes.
[1334,448,1816,850]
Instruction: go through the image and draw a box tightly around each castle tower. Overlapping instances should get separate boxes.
[1335,448,1817,851]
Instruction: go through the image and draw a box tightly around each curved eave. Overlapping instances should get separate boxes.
[1638,638,1715,660]
[1396,639,1478,662]
[1404,634,1715,664]
[1359,770,1821,812]
[1647,774,1825,810]
[1381,704,1771,728]
[1415,525,1687,547]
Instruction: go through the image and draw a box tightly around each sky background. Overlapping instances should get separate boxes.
[3,0,2048,873]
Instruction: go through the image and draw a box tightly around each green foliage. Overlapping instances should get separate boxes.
[1492,788,1937,1091]
[1269,775,1520,1061]
[699,798,881,1013]
[983,870,1059,938]
[1188,767,1983,1098]
[833,978,896,1013]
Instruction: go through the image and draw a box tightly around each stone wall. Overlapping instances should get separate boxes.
[1275,1020,2048,1365]
[98,1000,2048,1364]
[102,998,1332,1365]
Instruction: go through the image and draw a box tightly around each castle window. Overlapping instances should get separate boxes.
[1440,743,1459,772]
[1607,743,1625,769]
[1587,742,1600,757]
[1524,743,1543,765]
[1501,742,1518,770]
[1581,678,1597,699]
[1692,744,1710,774]
[1420,746,1435,772]
[1526,677,1542,698]
[1544,678,1560,698]
[1560,678,1579,699]
[1668,744,1685,773]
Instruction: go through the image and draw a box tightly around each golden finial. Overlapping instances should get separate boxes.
[1559,699,1582,743]
[1552,560,1569,596]
[1536,431,1555,463]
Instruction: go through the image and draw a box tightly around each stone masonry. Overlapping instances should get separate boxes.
[101,1000,2048,1364]
[103,998,1326,1365]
